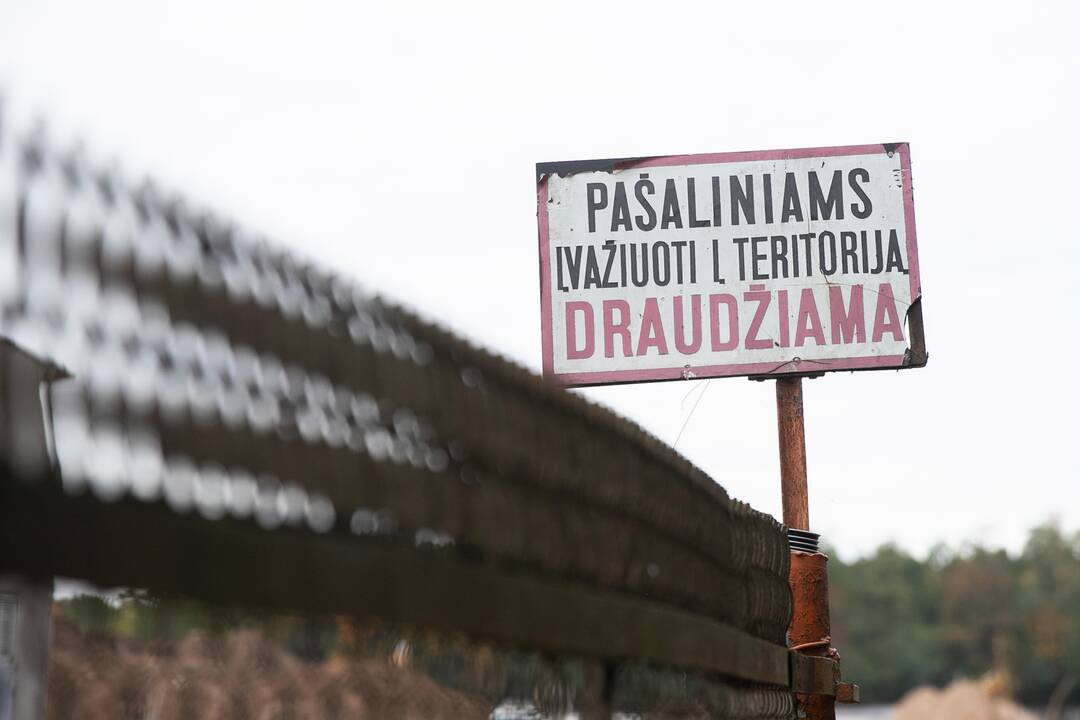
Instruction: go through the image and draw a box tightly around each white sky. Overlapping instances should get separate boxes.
[2,0,1077,560]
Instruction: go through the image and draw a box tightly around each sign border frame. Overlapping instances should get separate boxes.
[537,143,925,387]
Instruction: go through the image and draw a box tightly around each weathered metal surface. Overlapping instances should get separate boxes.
[0,480,792,689]
[790,654,836,697]
[0,115,792,647]
[778,375,854,714]
[789,550,837,718]
[835,681,861,704]
[536,145,926,387]
[0,339,67,485]
[775,377,810,531]
[0,111,799,716]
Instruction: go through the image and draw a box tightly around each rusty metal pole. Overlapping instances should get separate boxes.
[775,376,836,720]
[775,377,809,531]
[789,551,837,718]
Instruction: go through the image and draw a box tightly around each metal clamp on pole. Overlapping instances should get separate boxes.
[789,652,861,703]
[787,539,861,708]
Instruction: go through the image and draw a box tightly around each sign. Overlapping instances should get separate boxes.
[536,144,925,386]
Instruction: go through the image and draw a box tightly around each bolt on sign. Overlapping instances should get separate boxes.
[536,144,926,386]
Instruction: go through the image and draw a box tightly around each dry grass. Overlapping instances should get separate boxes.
[45,618,492,720]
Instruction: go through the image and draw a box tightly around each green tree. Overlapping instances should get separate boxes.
[1012,524,1080,704]
[829,544,947,701]
[829,524,1080,706]
[938,547,1015,679]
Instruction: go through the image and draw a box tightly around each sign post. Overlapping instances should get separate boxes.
[536,143,924,717]
[776,376,809,531]
[775,375,839,719]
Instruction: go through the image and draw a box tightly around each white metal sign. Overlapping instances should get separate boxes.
[536,144,924,386]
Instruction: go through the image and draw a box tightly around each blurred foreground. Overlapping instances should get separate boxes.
[50,540,1080,720]
[0,107,795,720]
[50,591,791,719]
[47,614,490,719]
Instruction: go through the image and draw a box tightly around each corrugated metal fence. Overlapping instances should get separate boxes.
[0,110,797,718]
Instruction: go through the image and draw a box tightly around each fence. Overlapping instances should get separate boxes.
[0,108,824,718]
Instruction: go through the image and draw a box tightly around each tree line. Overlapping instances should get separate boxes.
[829,522,1080,705]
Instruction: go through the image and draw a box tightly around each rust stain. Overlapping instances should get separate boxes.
[776,377,809,531]
[789,550,837,719]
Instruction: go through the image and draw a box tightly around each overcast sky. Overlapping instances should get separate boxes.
[3,0,1077,559]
